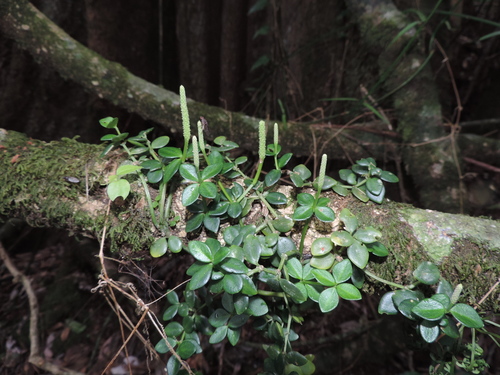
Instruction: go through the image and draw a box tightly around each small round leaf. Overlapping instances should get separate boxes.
[150,237,168,258]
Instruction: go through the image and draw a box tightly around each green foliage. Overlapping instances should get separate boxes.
[98,86,489,375]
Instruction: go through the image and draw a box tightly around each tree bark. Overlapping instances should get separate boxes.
[1,128,499,312]
[345,0,465,213]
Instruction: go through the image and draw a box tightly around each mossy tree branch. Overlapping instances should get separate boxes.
[1,128,499,312]
[0,0,396,163]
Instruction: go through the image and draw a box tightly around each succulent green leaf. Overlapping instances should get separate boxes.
[177,340,197,359]
[353,227,382,244]
[188,263,213,290]
[366,185,385,204]
[380,170,399,183]
[366,241,388,257]
[209,326,228,344]
[313,175,337,190]
[392,290,424,307]
[243,236,262,265]
[412,298,446,321]
[150,237,168,258]
[278,153,292,168]
[147,169,163,183]
[279,279,306,302]
[240,275,258,296]
[419,321,440,343]
[165,321,184,337]
[285,258,303,280]
[332,184,349,196]
[352,186,369,202]
[339,169,353,182]
[213,246,230,266]
[151,136,170,149]
[265,192,287,205]
[141,160,162,170]
[235,156,248,165]
[199,181,218,199]
[179,164,199,182]
[292,205,314,221]
[116,164,142,176]
[222,292,234,313]
[223,274,244,294]
[347,242,369,269]
[99,116,118,129]
[162,305,179,321]
[339,208,358,233]
[265,233,279,247]
[330,231,354,247]
[286,351,309,367]
[366,177,384,195]
[209,201,229,216]
[290,173,304,187]
[185,213,204,232]
[337,283,362,300]
[397,299,419,320]
[188,241,213,262]
[318,287,339,313]
[351,265,365,289]
[297,193,315,206]
[356,157,376,167]
[234,295,249,315]
[276,236,297,254]
[220,257,248,273]
[265,169,282,187]
[305,284,321,302]
[166,290,179,305]
[431,293,451,311]
[227,327,241,346]
[440,315,460,338]
[436,279,454,299]
[227,202,243,218]
[332,259,353,283]
[293,164,312,180]
[309,253,335,270]
[450,303,484,328]
[162,159,181,183]
[107,179,130,201]
[352,164,368,176]
[155,337,177,354]
[312,269,336,287]
[209,308,231,328]
[201,163,223,180]
[166,356,180,375]
[158,146,183,158]
[311,237,333,256]
[314,206,335,222]
[182,184,200,206]
[203,215,219,233]
[228,314,249,329]
[413,261,440,285]
[378,291,398,315]
[272,216,294,232]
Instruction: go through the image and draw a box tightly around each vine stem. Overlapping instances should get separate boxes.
[363,269,408,290]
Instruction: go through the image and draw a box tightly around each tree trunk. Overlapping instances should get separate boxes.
[346,0,465,213]
[1,128,499,312]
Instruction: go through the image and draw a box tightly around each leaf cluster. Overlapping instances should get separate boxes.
[98,86,488,375]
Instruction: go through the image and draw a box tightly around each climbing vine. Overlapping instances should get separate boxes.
[99,86,494,375]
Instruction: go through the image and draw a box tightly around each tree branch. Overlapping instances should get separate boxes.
[1,128,499,311]
[0,0,394,162]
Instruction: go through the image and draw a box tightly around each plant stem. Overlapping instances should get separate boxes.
[363,269,408,289]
